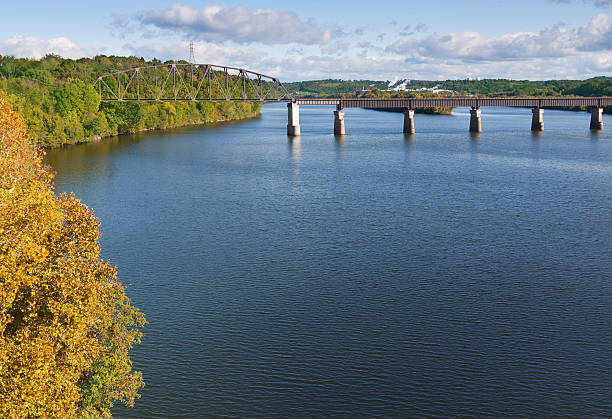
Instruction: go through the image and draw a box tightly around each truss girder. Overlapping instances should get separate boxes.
[94,63,292,102]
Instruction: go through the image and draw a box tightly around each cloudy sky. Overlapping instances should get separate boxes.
[2,0,612,81]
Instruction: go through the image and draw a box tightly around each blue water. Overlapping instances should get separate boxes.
[45,104,612,417]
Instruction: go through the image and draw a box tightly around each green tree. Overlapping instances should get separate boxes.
[0,55,262,146]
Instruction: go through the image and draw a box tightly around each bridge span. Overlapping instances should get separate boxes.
[287,97,611,136]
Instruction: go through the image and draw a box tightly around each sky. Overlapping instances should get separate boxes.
[2,0,612,81]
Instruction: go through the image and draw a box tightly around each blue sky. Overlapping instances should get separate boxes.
[2,0,612,81]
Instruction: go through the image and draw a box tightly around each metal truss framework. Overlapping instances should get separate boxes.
[94,63,292,102]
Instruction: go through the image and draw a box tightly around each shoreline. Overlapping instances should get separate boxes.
[40,111,262,149]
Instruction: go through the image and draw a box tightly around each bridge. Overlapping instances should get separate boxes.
[289,98,611,135]
[94,63,292,102]
[94,63,610,135]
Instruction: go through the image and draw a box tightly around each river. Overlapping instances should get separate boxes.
[45,104,612,418]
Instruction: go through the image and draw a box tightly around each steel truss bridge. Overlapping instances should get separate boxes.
[94,63,292,102]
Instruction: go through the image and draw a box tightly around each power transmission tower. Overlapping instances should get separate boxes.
[189,41,195,63]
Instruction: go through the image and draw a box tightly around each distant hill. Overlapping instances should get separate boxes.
[564,77,612,96]
[283,79,389,98]
[284,77,612,98]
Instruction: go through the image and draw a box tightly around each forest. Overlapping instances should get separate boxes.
[0,54,261,147]
[283,79,389,97]
[284,77,612,99]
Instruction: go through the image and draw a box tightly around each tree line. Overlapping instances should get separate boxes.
[0,54,261,147]
[284,77,612,99]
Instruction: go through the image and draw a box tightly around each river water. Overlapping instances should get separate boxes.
[45,104,611,418]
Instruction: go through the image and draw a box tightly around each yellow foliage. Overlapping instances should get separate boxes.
[163,102,177,115]
[0,91,144,417]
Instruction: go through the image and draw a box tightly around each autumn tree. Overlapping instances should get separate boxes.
[0,90,145,418]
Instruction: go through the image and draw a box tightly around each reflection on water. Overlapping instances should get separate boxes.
[469,136,480,161]
[45,105,612,418]
[288,136,301,160]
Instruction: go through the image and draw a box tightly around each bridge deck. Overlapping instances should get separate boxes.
[99,97,612,108]
[294,97,612,108]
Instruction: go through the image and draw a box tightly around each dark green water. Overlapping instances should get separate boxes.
[45,104,612,417]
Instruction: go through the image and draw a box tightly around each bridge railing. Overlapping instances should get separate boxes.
[94,63,292,102]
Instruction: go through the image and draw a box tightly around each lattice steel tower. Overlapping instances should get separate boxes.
[189,41,195,63]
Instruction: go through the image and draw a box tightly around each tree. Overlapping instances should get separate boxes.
[52,79,99,117]
[0,55,262,146]
[0,90,145,418]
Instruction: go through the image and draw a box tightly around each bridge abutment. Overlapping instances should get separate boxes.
[590,107,604,130]
[531,107,544,131]
[287,102,301,136]
[469,108,482,133]
[334,108,345,136]
[403,109,415,134]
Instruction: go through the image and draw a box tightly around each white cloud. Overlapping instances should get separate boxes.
[107,5,612,81]
[4,10,610,82]
[578,12,612,50]
[387,13,612,63]
[0,35,96,59]
[320,41,350,56]
[123,40,265,68]
[120,38,612,82]
[135,4,336,45]
[584,51,612,71]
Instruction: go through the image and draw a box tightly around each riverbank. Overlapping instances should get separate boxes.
[44,110,263,149]
[0,55,263,148]
[1,80,262,148]
[2,82,262,147]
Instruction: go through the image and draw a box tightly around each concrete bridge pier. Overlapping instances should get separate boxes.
[403,109,415,134]
[531,107,544,131]
[590,107,604,130]
[469,107,482,133]
[287,102,301,136]
[334,106,345,136]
